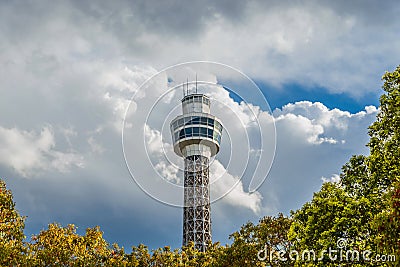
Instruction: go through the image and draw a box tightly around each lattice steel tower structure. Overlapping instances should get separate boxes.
[170,86,223,252]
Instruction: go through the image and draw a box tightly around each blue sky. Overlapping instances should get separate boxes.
[0,0,399,251]
[226,80,381,113]
[259,82,381,113]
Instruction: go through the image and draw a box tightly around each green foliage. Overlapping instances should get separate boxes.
[129,244,151,266]
[27,223,113,266]
[289,182,375,266]
[0,179,27,266]
[368,66,400,262]
[368,66,400,187]
[289,66,400,266]
[221,214,293,267]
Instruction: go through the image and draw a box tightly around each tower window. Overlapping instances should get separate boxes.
[215,121,223,132]
[200,127,207,137]
[179,129,185,139]
[191,117,200,124]
[185,128,192,137]
[207,128,213,138]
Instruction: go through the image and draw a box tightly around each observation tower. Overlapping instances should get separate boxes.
[170,84,223,251]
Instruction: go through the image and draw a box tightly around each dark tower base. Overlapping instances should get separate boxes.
[183,155,211,252]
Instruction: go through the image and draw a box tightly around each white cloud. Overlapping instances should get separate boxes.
[211,160,262,214]
[365,105,378,114]
[1,1,398,99]
[273,101,378,145]
[144,124,180,183]
[275,101,352,129]
[321,174,341,183]
[87,136,105,154]
[154,161,180,184]
[259,101,377,214]
[59,126,78,147]
[0,126,83,177]
[275,113,334,145]
[144,124,165,155]
[96,1,398,95]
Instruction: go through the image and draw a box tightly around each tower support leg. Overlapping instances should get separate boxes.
[183,155,211,252]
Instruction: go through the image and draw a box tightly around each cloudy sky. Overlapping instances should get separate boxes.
[1,0,399,250]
